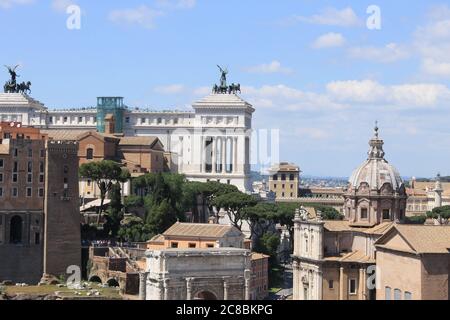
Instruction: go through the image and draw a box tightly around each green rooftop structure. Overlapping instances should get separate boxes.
[96,97,126,133]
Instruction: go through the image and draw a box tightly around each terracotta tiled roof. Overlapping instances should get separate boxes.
[251,252,270,260]
[163,222,241,239]
[42,129,90,140]
[118,136,158,146]
[324,250,375,264]
[148,234,165,244]
[380,225,450,254]
[324,220,393,235]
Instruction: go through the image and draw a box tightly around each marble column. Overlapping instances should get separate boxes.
[292,261,298,300]
[200,136,205,173]
[186,278,193,300]
[212,137,217,174]
[138,272,148,301]
[221,137,226,174]
[223,279,229,300]
[339,267,345,300]
[233,137,238,173]
[359,268,366,300]
[163,279,170,300]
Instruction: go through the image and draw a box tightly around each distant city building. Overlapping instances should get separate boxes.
[269,162,300,200]
[406,175,450,216]
[0,120,80,284]
[0,91,254,192]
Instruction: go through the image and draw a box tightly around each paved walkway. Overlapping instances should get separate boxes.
[269,264,293,300]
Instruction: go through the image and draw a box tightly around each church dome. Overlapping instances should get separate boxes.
[349,124,404,192]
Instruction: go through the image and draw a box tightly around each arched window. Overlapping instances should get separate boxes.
[86,148,94,160]
[10,215,23,244]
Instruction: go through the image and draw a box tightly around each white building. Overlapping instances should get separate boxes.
[0,92,255,192]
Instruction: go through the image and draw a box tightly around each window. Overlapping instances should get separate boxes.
[49,116,53,124]
[125,117,130,123]
[328,280,334,289]
[274,184,277,188]
[63,116,68,123]
[26,187,32,197]
[171,242,178,248]
[87,180,91,187]
[394,289,401,300]
[40,162,44,173]
[10,216,23,244]
[28,149,32,157]
[189,243,196,248]
[27,174,32,183]
[40,149,45,158]
[63,165,69,174]
[12,187,18,197]
[38,188,44,197]
[28,161,32,173]
[173,118,178,125]
[404,292,412,300]
[157,118,162,124]
[273,175,278,181]
[141,118,146,124]
[0,158,3,168]
[0,187,3,197]
[385,287,391,300]
[35,233,40,245]
[361,208,368,219]
[12,173,18,183]
[349,279,357,295]
[39,174,44,183]
[78,117,83,123]
[207,244,214,248]
[281,174,286,181]
[282,192,285,197]
[290,174,295,181]
[383,209,391,220]
[86,148,94,160]
[0,173,3,183]
[13,148,18,157]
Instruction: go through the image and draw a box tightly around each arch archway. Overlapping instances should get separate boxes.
[10,215,23,244]
[194,291,218,300]
[106,278,120,288]
[89,275,102,283]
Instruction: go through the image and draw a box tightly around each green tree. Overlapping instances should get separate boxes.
[79,160,130,224]
[255,232,281,266]
[275,202,299,253]
[213,192,258,231]
[104,183,123,238]
[117,217,153,243]
[146,199,178,235]
[427,206,450,219]
[243,202,279,239]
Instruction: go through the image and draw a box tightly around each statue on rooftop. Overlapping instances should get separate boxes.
[3,65,31,94]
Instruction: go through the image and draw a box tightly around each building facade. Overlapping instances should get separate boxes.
[292,126,407,300]
[0,92,254,192]
[143,248,252,300]
[0,122,81,284]
[406,176,450,216]
[269,162,300,200]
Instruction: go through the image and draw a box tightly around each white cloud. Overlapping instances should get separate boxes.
[312,32,345,49]
[414,7,450,77]
[109,5,163,29]
[327,80,450,107]
[422,59,450,77]
[51,0,76,12]
[0,0,34,9]
[294,7,361,27]
[156,0,196,10]
[244,61,293,74]
[348,43,410,63]
[154,84,185,94]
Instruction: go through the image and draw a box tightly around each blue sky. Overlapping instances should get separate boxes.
[1,0,450,178]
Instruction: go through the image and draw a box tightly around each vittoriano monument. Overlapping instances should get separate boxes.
[3,65,32,94]
[212,65,241,94]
